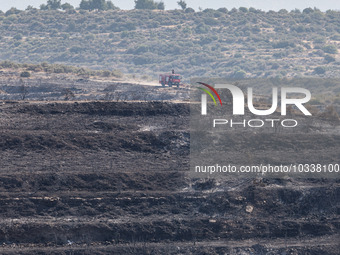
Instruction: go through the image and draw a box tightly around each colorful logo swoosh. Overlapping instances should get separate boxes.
[197,82,222,106]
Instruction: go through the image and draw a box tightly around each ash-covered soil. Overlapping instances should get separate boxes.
[0,101,338,254]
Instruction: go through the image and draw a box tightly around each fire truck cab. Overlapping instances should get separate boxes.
[159,70,181,88]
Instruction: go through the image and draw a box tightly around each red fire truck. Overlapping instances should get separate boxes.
[159,69,181,88]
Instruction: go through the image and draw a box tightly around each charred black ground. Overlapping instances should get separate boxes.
[0,101,338,254]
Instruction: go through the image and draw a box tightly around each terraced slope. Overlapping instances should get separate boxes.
[0,101,338,254]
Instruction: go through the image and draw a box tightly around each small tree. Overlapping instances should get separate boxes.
[47,0,61,10]
[106,1,118,10]
[134,0,164,10]
[91,0,107,10]
[157,2,165,10]
[135,0,155,9]
[63,88,75,100]
[239,7,248,13]
[278,9,288,14]
[61,3,74,10]
[20,85,28,100]
[79,0,91,10]
[19,79,29,100]
[79,0,118,10]
[177,0,187,10]
[26,5,35,11]
[302,7,314,14]
[40,4,48,10]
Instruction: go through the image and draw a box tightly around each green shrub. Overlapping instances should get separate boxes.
[20,71,31,77]
[13,33,23,40]
[324,55,336,63]
[185,7,194,13]
[314,66,326,74]
[217,8,228,13]
[322,45,338,54]
[272,40,295,49]
[239,7,248,13]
